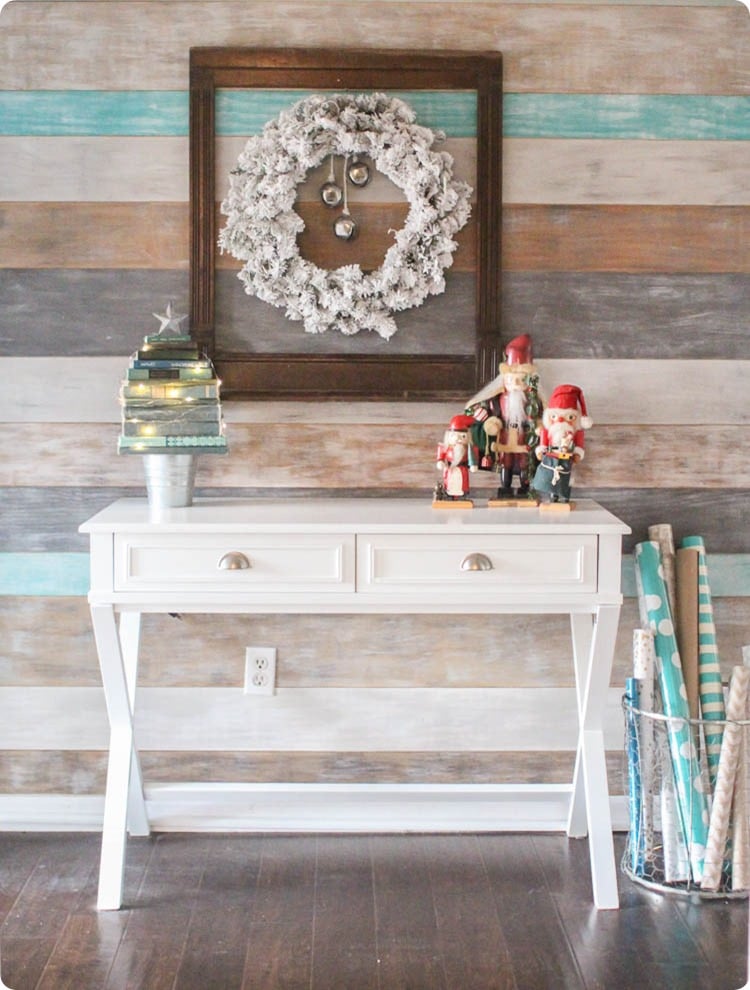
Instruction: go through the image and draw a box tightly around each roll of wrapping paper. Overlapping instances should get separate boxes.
[648,523,678,627]
[732,645,750,890]
[632,629,656,864]
[625,677,645,875]
[682,536,725,788]
[634,540,709,883]
[702,665,750,890]
[676,547,701,723]
[660,733,691,882]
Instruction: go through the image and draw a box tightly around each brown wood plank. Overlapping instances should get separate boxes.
[1,593,743,691]
[311,836,379,990]
[424,834,516,989]
[6,204,749,274]
[35,911,129,990]
[241,835,316,989]
[173,836,262,990]
[0,203,189,270]
[0,749,629,797]
[371,835,449,989]
[2,423,748,489]
[1,834,748,990]
[478,833,585,989]
[1,4,747,94]
[504,205,750,274]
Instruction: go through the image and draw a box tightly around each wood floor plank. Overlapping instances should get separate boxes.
[0,834,748,989]
[477,833,584,990]
[241,834,316,990]
[424,834,516,990]
[174,836,262,990]
[371,835,448,990]
[311,835,379,990]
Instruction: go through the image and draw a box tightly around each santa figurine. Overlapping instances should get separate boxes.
[465,333,543,502]
[531,384,592,508]
[434,413,479,506]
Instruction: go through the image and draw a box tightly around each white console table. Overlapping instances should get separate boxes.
[81,497,630,911]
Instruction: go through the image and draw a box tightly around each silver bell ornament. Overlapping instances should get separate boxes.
[320,154,343,208]
[333,214,358,241]
[347,156,371,188]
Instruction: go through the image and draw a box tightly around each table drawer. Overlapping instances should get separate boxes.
[114,533,355,593]
[357,534,597,594]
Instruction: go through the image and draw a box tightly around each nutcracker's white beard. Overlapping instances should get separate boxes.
[449,443,467,464]
[548,420,576,448]
[505,387,526,428]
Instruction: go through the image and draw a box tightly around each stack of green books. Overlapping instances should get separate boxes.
[118,333,228,454]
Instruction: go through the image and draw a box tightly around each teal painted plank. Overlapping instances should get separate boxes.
[1,551,748,599]
[621,554,750,599]
[217,89,478,138]
[0,91,188,136]
[0,553,89,596]
[503,94,750,140]
[3,91,747,140]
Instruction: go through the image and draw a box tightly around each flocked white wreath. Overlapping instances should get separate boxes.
[219,92,473,340]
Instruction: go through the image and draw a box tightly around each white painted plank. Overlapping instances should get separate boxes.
[0,791,633,835]
[0,685,626,752]
[1,356,746,426]
[2,136,749,205]
[506,139,750,206]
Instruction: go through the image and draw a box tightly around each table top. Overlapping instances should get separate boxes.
[80,496,631,537]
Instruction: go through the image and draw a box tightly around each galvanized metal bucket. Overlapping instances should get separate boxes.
[143,454,196,513]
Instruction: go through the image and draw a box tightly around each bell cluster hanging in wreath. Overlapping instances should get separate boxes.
[319,153,371,241]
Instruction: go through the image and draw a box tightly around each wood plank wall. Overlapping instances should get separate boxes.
[0,0,748,817]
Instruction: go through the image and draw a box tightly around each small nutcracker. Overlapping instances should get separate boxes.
[433,413,479,507]
[465,333,543,504]
[531,384,592,510]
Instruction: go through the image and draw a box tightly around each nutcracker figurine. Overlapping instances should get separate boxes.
[531,384,592,509]
[434,413,479,507]
[465,334,543,504]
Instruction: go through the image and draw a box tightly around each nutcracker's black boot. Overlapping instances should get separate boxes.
[496,467,514,499]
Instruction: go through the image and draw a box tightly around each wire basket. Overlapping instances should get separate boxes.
[622,697,750,899]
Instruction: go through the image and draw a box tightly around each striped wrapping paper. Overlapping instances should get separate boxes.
[682,535,725,788]
[634,540,710,883]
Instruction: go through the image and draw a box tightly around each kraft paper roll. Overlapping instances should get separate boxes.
[676,546,700,723]
[634,540,709,883]
[702,665,750,891]
[682,536,725,789]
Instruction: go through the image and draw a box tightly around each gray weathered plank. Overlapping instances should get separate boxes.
[4,486,750,554]
[3,269,749,359]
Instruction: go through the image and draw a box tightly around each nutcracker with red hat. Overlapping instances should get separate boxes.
[465,333,543,504]
[433,413,479,508]
[531,384,592,510]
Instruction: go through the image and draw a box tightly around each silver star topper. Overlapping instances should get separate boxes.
[152,300,188,336]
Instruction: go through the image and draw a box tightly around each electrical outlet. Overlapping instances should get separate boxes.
[244,647,277,696]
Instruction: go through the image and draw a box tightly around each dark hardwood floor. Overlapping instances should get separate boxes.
[0,832,747,989]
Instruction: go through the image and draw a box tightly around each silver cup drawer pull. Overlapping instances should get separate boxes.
[460,552,494,572]
[217,551,251,571]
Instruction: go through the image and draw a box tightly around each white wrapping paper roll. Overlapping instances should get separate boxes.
[702,666,750,891]
[633,629,656,863]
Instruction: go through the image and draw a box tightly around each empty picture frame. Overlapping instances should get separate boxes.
[190,47,502,399]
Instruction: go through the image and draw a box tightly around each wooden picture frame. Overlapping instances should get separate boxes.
[190,47,502,399]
